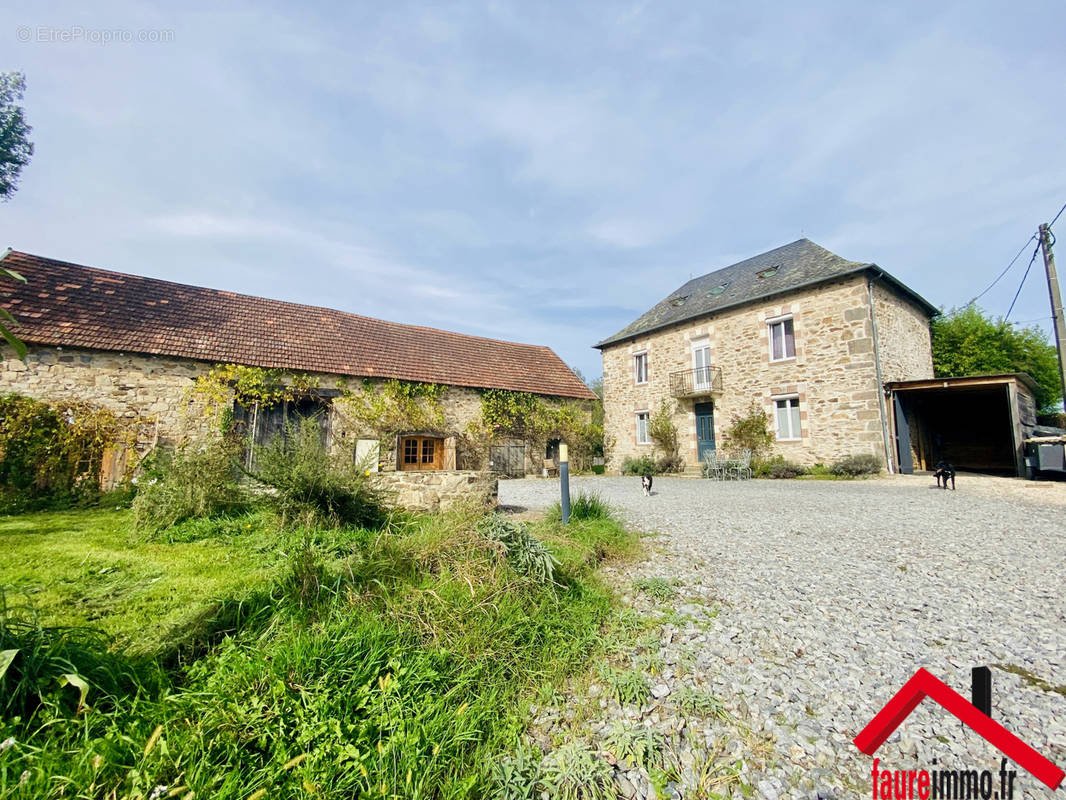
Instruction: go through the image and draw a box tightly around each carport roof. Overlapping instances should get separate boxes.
[886,373,1039,393]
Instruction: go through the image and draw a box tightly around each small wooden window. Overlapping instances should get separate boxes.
[400,436,443,470]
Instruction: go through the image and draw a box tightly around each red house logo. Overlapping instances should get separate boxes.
[853,667,1064,790]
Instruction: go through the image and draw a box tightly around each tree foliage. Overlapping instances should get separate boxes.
[0,71,34,201]
[931,306,1062,412]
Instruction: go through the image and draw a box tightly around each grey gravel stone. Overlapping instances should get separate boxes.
[503,475,1066,799]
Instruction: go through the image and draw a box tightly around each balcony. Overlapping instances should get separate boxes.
[669,366,723,398]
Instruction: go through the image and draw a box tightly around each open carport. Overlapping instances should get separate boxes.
[887,373,1039,476]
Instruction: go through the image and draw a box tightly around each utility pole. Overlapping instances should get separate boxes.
[1038,223,1066,410]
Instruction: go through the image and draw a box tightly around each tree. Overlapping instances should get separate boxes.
[931,306,1062,412]
[0,71,34,201]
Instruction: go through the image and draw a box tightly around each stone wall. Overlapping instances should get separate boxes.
[600,275,935,471]
[0,345,216,451]
[372,470,498,512]
[0,344,568,477]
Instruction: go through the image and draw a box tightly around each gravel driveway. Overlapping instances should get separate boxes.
[500,474,1066,800]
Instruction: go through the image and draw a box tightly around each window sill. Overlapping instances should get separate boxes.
[769,356,797,364]
[775,437,802,443]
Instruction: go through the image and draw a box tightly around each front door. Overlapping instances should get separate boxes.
[695,402,715,463]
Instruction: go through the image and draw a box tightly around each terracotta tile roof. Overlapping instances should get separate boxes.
[0,251,595,400]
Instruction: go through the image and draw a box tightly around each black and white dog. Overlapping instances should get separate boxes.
[933,461,956,490]
[641,474,653,496]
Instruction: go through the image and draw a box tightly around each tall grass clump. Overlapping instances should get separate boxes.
[1,510,639,799]
[250,417,385,529]
[0,591,159,721]
[131,438,247,536]
[478,514,559,584]
[546,490,612,523]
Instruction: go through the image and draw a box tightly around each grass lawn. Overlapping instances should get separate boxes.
[0,501,637,799]
[0,508,286,654]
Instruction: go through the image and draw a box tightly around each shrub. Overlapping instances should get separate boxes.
[648,399,679,458]
[0,393,128,510]
[621,454,658,475]
[132,438,247,536]
[251,417,385,529]
[479,515,559,584]
[654,454,685,473]
[590,464,606,475]
[547,490,612,523]
[751,455,806,478]
[721,403,774,459]
[830,453,882,476]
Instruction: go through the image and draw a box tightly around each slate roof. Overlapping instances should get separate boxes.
[0,250,595,400]
[596,239,937,348]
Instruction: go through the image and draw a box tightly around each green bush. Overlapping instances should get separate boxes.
[591,464,606,475]
[131,439,247,537]
[830,453,882,476]
[721,403,774,459]
[251,417,385,530]
[764,456,807,479]
[621,454,658,475]
[655,454,684,473]
[0,393,127,511]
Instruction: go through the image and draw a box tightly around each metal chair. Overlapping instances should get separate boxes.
[702,451,726,480]
[728,449,752,480]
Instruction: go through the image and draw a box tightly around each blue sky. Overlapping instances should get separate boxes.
[3,1,1065,382]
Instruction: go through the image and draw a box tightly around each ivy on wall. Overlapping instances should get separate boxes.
[0,393,137,505]
[464,389,603,470]
[336,379,447,439]
[189,364,320,429]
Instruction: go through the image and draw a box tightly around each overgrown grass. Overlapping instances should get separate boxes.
[0,505,638,798]
[545,490,613,523]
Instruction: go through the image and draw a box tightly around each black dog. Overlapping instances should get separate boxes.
[933,461,956,490]
[641,474,653,496]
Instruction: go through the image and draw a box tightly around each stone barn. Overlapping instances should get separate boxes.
[0,250,596,507]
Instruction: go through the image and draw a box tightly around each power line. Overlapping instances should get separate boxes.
[967,235,1036,307]
[1004,240,1043,321]
[1050,200,1066,230]
[1009,315,1053,325]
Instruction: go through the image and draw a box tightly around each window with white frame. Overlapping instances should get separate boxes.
[634,351,648,384]
[768,316,795,361]
[773,396,801,440]
[636,411,651,444]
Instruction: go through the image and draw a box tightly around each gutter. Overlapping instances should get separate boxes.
[867,273,895,474]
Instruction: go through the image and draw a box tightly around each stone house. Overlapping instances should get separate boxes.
[0,250,595,494]
[595,239,939,473]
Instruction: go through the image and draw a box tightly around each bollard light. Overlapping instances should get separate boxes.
[559,443,570,524]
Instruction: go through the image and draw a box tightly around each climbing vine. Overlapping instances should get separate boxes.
[190,364,320,428]
[0,393,138,506]
[336,379,447,438]
[465,389,603,470]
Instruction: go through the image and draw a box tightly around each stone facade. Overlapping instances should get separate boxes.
[373,470,498,513]
[601,275,934,472]
[0,344,551,479]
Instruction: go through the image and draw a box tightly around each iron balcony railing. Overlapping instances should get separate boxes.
[669,366,723,397]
